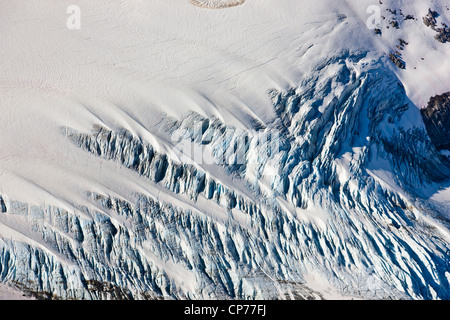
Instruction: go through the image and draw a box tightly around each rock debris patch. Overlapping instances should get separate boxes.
[190,0,246,9]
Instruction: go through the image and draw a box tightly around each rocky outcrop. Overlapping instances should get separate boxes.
[421,92,450,151]
[423,9,439,28]
[389,52,406,69]
[0,197,6,213]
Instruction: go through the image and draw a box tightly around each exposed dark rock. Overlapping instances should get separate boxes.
[85,280,133,300]
[389,52,406,69]
[421,92,450,150]
[429,9,439,18]
[390,20,399,29]
[387,8,397,15]
[423,9,438,27]
[0,196,6,213]
[399,38,408,47]
[423,15,436,28]
[434,26,450,43]
[396,39,408,51]
[423,9,450,43]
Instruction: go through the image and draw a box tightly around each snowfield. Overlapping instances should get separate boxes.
[0,0,449,300]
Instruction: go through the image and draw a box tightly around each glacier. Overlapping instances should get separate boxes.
[1,51,449,300]
[0,0,449,300]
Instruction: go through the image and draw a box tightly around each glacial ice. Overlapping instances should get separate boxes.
[1,52,449,300]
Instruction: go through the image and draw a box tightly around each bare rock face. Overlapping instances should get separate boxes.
[423,9,450,43]
[423,9,438,28]
[434,27,450,43]
[421,92,450,150]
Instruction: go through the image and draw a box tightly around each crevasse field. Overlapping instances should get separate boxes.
[0,0,449,300]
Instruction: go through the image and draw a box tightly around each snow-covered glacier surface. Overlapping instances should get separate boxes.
[0,0,449,299]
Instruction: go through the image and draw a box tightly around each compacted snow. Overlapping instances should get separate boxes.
[0,0,449,300]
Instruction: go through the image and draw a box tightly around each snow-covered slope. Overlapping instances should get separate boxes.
[0,283,34,300]
[0,0,449,299]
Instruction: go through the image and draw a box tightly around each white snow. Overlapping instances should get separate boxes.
[0,0,449,300]
[0,283,34,300]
